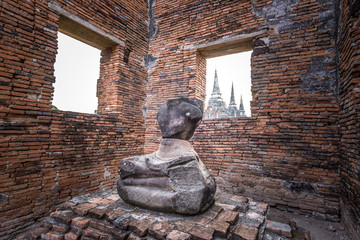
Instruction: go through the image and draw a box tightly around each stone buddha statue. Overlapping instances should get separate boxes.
[117,97,216,215]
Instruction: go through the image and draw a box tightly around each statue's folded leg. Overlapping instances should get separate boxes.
[117,180,177,212]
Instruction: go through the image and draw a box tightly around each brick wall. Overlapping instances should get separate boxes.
[1,0,359,238]
[338,0,360,239]
[146,0,341,221]
[0,0,147,238]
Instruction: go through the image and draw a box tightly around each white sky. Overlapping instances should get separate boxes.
[53,33,252,116]
[206,51,252,116]
[53,32,100,114]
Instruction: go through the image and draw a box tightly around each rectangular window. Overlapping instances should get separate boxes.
[204,51,252,119]
[53,32,100,114]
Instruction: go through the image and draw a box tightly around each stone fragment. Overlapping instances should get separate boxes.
[148,221,174,239]
[265,220,292,238]
[166,230,191,240]
[189,225,214,240]
[233,224,259,240]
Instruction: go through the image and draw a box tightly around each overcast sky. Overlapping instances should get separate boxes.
[53,32,100,114]
[206,51,252,116]
[54,33,252,116]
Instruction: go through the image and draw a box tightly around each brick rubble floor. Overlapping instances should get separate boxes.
[16,190,301,240]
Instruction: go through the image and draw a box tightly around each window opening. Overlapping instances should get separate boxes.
[204,51,252,119]
[53,32,101,114]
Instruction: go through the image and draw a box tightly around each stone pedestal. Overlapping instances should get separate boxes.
[17,190,295,240]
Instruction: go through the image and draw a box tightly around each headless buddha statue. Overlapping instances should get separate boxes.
[117,97,216,215]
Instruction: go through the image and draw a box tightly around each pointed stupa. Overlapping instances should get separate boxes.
[211,69,221,97]
[239,94,246,117]
[204,68,228,119]
[227,82,240,118]
[229,82,236,105]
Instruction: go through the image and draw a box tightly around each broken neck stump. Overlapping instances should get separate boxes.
[117,97,216,215]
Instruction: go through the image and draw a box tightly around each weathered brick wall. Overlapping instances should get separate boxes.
[2,0,359,238]
[146,0,341,221]
[338,0,360,238]
[0,0,147,238]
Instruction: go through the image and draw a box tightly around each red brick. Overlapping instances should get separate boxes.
[166,230,191,240]
[265,221,292,238]
[52,224,70,233]
[105,208,126,222]
[217,210,239,224]
[209,220,230,237]
[88,206,110,219]
[82,227,103,239]
[64,232,78,240]
[128,218,155,237]
[71,217,90,229]
[148,221,174,239]
[175,221,195,233]
[189,225,214,240]
[127,233,141,240]
[233,224,258,240]
[72,203,97,216]
[41,231,64,240]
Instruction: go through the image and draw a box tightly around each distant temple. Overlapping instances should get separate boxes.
[204,69,247,119]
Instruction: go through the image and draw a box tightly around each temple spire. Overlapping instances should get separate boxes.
[205,68,227,119]
[227,82,239,118]
[229,82,236,105]
[211,69,221,96]
[239,94,246,117]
